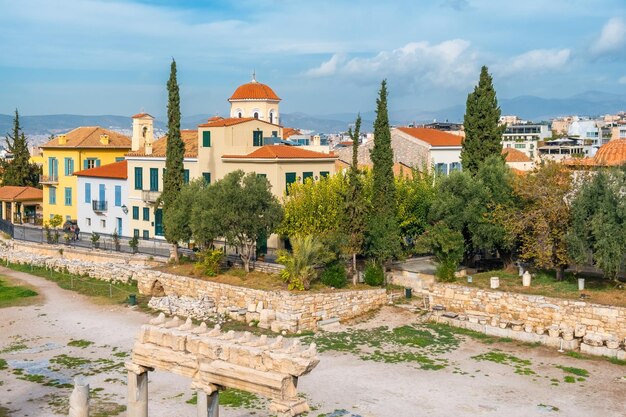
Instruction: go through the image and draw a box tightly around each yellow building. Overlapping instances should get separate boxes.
[40,127,131,222]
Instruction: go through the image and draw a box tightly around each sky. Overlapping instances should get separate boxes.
[1,0,626,118]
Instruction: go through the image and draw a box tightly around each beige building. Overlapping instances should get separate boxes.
[124,80,336,245]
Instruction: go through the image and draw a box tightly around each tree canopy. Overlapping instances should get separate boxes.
[2,109,40,187]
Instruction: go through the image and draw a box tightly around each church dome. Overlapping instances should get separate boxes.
[229,79,280,101]
[594,139,626,166]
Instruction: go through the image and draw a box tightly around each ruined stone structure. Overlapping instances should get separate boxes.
[127,314,319,417]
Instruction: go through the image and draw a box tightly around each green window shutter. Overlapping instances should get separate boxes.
[134,167,143,190]
[49,188,56,205]
[150,168,159,191]
[142,207,149,221]
[202,172,211,184]
[202,131,211,147]
[184,169,190,184]
[132,206,139,220]
[303,172,313,182]
[253,131,263,147]
[257,173,267,178]
[133,229,140,238]
[285,172,296,195]
[320,171,330,178]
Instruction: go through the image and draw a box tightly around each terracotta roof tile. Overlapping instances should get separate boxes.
[198,117,256,128]
[502,148,532,163]
[396,127,463,147]
[126,130,198,158]
[74,160,127,179]
[40,127,131,149]
[222,145,336,160]
[564,139,626,167]
[229,81,280,101]
[0,186,43,202]
[283,127,301,140]
[132,113,154,119]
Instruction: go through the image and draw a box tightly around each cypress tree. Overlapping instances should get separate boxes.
[460,65,505,174]
[344,114,368,280]
[161,58,185,261]
[367,80,401,265]
[3,109,39,187]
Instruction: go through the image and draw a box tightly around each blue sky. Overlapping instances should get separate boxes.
[1,0,626,118]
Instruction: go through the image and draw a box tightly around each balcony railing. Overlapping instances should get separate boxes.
[141,190,161,203]
[92,200,108,212]
[39,174,59,185]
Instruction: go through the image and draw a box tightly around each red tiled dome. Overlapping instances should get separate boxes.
[229,81,280,101]
[594,139,626,166]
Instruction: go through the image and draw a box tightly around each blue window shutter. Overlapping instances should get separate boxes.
[95,159,101,167]
[99,184,105,202]
[85,183,91,203]
[184,169,190,184]
[84,159,88,169]
[114,186,121,206]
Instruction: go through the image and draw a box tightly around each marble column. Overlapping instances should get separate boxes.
[197,389,219,417]
[126,362,151,417]
[68,377,89,417]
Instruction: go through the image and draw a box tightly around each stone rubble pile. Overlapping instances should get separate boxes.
[148,295,217,321]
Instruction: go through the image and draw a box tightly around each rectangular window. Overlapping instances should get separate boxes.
[285,172,297,195]
[143,230,149,240]
[435,163,448,176]
[132,206,139,220]
[257,173,266,178]
[48,157,58,180]
[514,143,526,149]
[253,131,263,147]
[64,187,72,206]
[450,162,462,172]
[202,131,211,147]
[133,229,140,238]
[101,219,106,228]
[114,185,121,206]
[84,158,100,169]
[86,218,91,226]
[302,172,314,182]
[320,171,330,178]
[149,168,159,191]
[142,207,149,221]
[202,172,211,184]
[49,187,57,205]
[183,169,190,184]
[64,158,74,176]
[115,157,124,162]
[134,167,143,190]
[84,183,91,203]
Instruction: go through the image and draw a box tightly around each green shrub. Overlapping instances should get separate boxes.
[364,261,385,286]
[321,262,347,288]
[435,259,457,282]
[196,249,224,277]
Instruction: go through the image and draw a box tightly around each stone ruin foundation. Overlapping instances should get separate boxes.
[126,313,319,417]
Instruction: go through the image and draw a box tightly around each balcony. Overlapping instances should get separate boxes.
[141,190,161,204]
[39,174,59,185]
[92,200,108,212]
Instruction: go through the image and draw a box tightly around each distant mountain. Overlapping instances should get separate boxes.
[3,90,626,141]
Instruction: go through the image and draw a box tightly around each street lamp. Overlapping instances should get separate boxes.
[121,205,128,214]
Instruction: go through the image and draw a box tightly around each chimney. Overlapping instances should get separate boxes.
[145,139,153,155]
[131,113,154,152]
[99,134,109,145]
[58,134,67,145]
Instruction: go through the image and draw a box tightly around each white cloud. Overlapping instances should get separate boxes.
[305,40,478,89]
[591,17,626,55]
[496,48,571,76]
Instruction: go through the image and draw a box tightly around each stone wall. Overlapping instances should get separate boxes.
[0,240,387,332]
[427,283,626,358]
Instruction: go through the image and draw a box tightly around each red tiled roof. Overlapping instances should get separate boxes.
[74,160,127,179]
[397,127,463,147]
[126,130,198,158]
[502,148,532,163]
[132,113,154,119]
[283,127,301,140]
[0,186,43,202]
[198,117,256,128]
[223,145,336,160]
[40,127,131,149]
[229,81,280,101]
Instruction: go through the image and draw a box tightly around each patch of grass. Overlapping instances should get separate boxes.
[112,351,128,358]
[5,262,141,305]
[565,351,587,360]
[186,392,197,405]
[0,276,38,308]
[538,404,560,412]
[49,354,91,369]
[301,323,459,369]
[0,340,28,353]
[564,375,576,383]
[0,358,7,370]
[220,388,264,409]
[67,339,93,348]
[471,349,535,375]
[0,406,11,417]
[556,365,589,377]
[608,357,626,366]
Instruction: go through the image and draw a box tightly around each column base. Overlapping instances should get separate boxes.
[269,398,310,417]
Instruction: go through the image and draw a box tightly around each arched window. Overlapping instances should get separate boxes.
[238,112,242,118]
[269,112,274,124]
[254,112,259,119]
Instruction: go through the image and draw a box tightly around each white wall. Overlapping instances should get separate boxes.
[76,177,130,237]
[430,147,462,175]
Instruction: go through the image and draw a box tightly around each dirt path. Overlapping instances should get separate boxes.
[1,267,625,417]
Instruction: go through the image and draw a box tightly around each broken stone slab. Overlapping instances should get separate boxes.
[548,326,560,338]
[574,324,587,338]
[509,320,524,332]
[317,317,340,330]
[606,338,620,349]
[583,332,604,347]
[269,397,310,417]
[442,312,458,319]
[581,343,620,358]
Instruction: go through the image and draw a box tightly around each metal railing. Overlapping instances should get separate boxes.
[92,200,108,212]
[39,174,59,184]
[141,190,160,203]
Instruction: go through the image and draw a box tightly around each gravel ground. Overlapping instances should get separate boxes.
[0,266,625,417]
